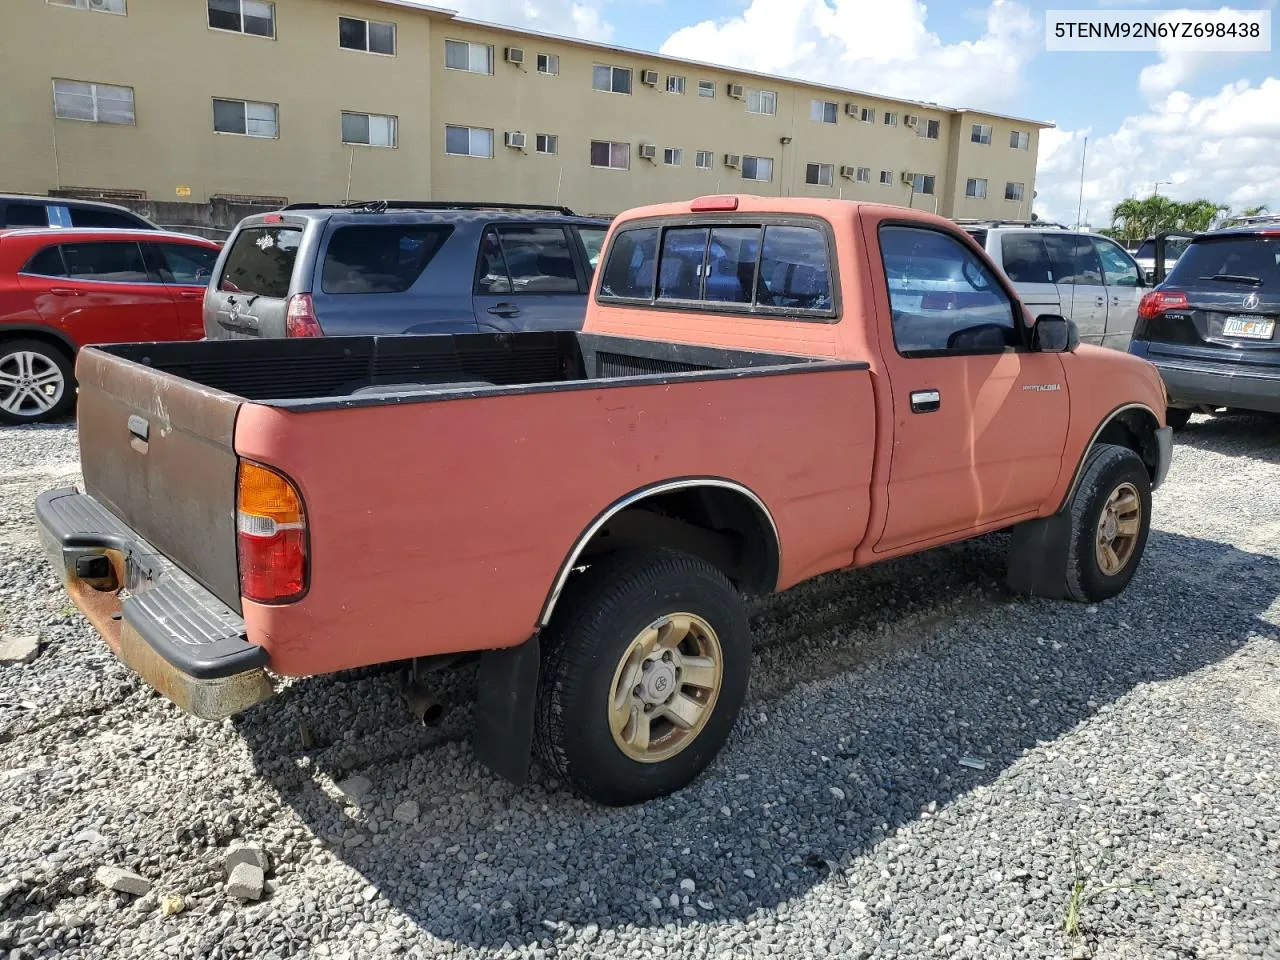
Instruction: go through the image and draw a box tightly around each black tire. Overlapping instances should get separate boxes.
[0,339,75,425]
[534,548,751,806]
[1064,443,1152,603]
[1165,407,1192,431]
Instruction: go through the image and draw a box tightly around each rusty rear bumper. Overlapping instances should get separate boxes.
[36,487,273,721]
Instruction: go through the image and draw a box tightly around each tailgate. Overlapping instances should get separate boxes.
[75,348,244,612]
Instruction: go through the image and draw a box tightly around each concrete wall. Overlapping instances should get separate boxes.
[0,0,1047,219]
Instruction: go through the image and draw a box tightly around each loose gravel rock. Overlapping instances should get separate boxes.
[2,415,1279,959]
[0,635,38,666]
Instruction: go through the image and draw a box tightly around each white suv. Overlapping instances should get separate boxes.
[957,221,1150,351]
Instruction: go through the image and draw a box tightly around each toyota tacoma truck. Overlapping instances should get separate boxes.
[37,196,1172,807]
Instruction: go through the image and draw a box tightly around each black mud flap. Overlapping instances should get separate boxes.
[1006,512,1072,600]
[473,635,540,785]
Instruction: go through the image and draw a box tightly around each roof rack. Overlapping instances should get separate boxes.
[280,200,578,216]
[1214,213,1280,229]
[952,218,1070,230]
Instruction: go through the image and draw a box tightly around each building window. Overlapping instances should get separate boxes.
[663,147,683,166]
[965,177,987,199]
[592,64,632,95]
[856,166,871,183]
[804,163,833,187]
[746,89,776,116]
[207,0,274,37]
[537,53,559,75]
[860,106,875,123]
[444,40,493,74]
[883,112,898,127]
[810,100,837,124]
[971,123,992,145]
[536,133,558,154]
[911,173,936,195]
[742,155,773,181]
[917,118,941,140]
[342,111,397,147]
[879,169,893,185]
[590,140,629,170]
[53,80,135,124]
[697,79,715,98]
[213,98,278,137]
[444,125,493,157]
[49,0,126,13]
[666,76,686,95]
[695,150,714,170]
[1010,130,1029,150]
[1005,181,1025,201]
[338,17,396,55]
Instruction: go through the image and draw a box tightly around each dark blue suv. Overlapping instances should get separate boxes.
[1129,220,1280,427]
[203,202,609,340]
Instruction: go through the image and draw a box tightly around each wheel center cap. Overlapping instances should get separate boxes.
[1102,512,1118,541]
[640,661,678,704]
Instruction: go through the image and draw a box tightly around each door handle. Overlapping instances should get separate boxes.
[910,389,941,414]
[1111,297,1121,306]
[178,290,204,300]
[487,303,520,318]
[49,287,83,297]
[1095,296,1105,306]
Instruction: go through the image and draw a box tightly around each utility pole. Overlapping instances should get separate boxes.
[1074,136,1087,230]
[1153,180,1171,196]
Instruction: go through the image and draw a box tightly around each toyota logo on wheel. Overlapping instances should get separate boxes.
[1244,292,1260,310]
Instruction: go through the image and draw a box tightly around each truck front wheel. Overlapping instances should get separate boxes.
[534,548,751,806]
[1065,443,1153,602]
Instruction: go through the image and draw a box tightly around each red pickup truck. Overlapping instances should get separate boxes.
[38,196,1171,806]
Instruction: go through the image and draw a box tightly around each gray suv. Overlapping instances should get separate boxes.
[204,201,609,340]
[958,221,1150,351]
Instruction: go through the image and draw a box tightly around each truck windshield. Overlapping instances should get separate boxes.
[219,225,302,298]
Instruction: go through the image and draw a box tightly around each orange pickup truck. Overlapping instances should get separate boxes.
[37,196,1171,806]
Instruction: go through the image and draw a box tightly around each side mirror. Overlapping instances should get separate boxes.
[1032,315,1079,353]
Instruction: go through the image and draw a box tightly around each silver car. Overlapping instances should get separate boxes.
[957,222,1150,351]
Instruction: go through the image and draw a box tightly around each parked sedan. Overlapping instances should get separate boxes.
[0,228,220,423]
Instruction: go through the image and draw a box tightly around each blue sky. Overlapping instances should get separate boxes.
[447,0,1280,225]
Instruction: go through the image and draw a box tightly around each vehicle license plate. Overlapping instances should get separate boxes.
[1222,316,1275,340]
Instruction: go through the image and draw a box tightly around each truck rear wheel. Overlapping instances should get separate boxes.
[1065,443,1152,602]
[534,548,750,806]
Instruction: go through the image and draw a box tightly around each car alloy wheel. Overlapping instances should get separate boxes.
[0,350,65,419]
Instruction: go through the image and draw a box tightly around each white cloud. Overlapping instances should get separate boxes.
[1034,78,1280,228]
[658,0,1038,108]
[444,0,615,41]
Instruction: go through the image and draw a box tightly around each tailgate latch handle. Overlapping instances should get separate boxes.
[127,414,150,452]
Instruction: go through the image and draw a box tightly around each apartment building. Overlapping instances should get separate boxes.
[0,0,1051,218]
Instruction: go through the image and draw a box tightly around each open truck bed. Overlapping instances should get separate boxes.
[42,331,874,719]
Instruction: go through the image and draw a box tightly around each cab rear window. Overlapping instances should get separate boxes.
[599,220,835,318]
[219,226,302,298]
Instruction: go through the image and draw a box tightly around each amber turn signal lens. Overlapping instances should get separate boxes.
[237,461,308,604]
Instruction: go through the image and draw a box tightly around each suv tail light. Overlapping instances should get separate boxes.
[237,461,308,604]
[1137,290,1188,320]
[285,294,322,338]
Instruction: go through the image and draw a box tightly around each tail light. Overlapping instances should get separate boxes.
[237,461,308,604]
[1137,290,1188,320]
[285,294,322,338]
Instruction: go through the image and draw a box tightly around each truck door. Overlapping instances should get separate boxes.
[1043,234,1108,346]
[871,222,1071,553]
[1090,236,1145,351]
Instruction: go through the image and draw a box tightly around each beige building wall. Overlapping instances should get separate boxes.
[0,0,435,204]
[0,0,1049,219]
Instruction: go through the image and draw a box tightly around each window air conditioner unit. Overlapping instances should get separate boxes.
[839,165,856,179]
[904,114,919,127]
[727,83,744,99]
[845,103,858,117]
[724,153,741,168]
[641,70,659,86]
[901,171,916,184]
[504,131,527,150]
[638,143,657,160]
[504,47,524,65]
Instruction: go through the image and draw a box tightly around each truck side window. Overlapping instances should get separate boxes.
[756,226,832,311]
[880,225,1018,356]
[497,226,580,293]
[1043,234,1103,285]
[1091,237,1141,287]
[1000,234,1055,284]
[600,227,659,299]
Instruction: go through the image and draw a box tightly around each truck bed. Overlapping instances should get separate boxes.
[96,332,838,408]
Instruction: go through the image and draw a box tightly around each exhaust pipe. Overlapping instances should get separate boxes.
[400,661,447,727]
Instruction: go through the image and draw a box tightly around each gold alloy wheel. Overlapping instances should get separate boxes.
[608,612,724,763]
[1095,482,1142,576]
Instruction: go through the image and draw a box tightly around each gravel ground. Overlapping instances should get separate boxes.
[1,415,1278,960]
